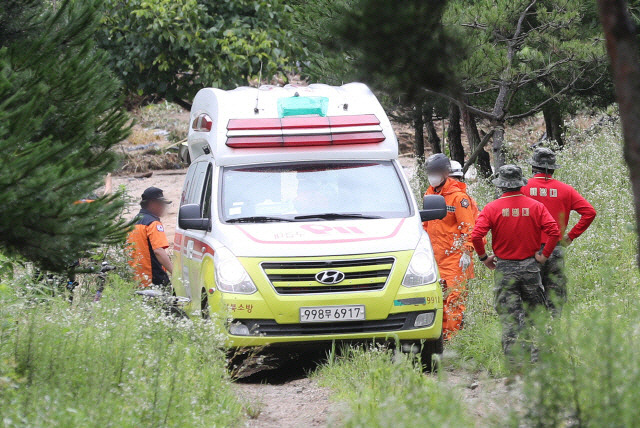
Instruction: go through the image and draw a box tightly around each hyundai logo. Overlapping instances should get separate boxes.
[315,270,346,285]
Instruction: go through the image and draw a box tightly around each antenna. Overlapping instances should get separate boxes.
[254,61,263,114]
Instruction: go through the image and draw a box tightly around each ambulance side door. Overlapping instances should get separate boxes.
[187,163,214,307]
[180,160,209,307]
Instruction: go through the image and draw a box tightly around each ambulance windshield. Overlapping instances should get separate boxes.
[221,161,411,223]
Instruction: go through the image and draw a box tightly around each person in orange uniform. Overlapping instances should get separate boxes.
[422,154,476,339]
[127,187,173,288]
[522,148,596,315]
[449,160,480,218]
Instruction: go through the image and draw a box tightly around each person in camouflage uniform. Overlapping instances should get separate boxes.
[523,148,596,316]
[471,165,561,359]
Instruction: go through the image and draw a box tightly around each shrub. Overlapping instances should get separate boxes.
[524,301,640,427]
[0,0,130,271]
[97,0,303,107]
[316,346,473,427]
[0,277,243,427]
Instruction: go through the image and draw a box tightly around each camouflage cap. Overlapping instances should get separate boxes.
[492,165,527,188]
[529,147,560,170]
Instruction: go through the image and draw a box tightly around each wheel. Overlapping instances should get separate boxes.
[200,288,210,320]
[420,336,444,372]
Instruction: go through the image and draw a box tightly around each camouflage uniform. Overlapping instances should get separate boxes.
[494,257,546,357]
[540,245,566,316]
[472,165,560,364]
[524,148,597,317]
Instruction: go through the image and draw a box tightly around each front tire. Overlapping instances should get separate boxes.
[200,288,210,320]
[420,336,444,372]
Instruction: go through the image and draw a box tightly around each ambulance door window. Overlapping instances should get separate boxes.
[200,164,213,219]
[186,162,208,206]
[180,163,198,206]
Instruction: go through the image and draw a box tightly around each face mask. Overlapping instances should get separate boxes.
[428,174,444,187]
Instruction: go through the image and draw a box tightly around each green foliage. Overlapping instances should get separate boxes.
[316,346,473,427]
[0,0,130,271]
[97,0,302,106]
[290,0,358,85]
[524,305,640,427]
[521,124,639,426]
[0,277,243,427]
[447,119,637,375]
[328,0,463,99]
[446,0,610,116]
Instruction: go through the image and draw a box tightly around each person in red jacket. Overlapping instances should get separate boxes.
[422,154,476,339]
[472,165,560,360]
[523,148,596,315]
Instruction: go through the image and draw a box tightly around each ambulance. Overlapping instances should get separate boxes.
[172,83,447,363]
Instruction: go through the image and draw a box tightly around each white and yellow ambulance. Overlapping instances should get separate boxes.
[172,83,446,362]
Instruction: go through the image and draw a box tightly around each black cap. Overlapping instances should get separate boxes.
[425,153,451,174]
[141,187,171,204]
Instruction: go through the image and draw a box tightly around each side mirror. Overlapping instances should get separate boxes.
[420,195,447,221]
[178,204,210,231]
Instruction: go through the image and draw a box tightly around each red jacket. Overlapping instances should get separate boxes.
[472,191,560,260]
[522,174,596,243]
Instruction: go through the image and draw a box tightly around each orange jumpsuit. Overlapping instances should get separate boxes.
[423,178,476,339]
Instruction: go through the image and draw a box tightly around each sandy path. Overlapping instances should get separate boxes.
[113,169,186,246]
[236,378,331,428]
[442,367,524,425]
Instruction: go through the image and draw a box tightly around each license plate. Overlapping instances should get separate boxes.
[299,305,365,323]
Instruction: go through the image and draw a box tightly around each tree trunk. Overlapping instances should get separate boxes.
[424,105,442,154]
[491,124,506,169]
[447,102,464,164]
[413,103,426,161]
[543,103,565,147]
[491,79,510,169]
[461,104,492,177]
[597,0,640,266]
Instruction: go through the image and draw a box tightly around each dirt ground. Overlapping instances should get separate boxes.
[112,169,187,247]
[236,378,332,428]
[231,356,518,428]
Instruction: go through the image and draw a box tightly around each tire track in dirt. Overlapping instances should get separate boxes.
[234,353,333,428]
[236,378,331,428]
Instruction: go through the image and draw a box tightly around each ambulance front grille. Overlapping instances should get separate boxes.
[261,257,395,295]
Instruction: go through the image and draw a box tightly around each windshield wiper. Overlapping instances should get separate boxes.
[227,216,294,223]
[293,213,383,221]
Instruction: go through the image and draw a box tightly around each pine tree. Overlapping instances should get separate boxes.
[0,0,130,271]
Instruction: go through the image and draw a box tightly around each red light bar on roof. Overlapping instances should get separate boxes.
[227,132,385,148]
[225,114,384,148]
[227,114,380,131]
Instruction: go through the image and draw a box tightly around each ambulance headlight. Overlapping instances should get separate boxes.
[214,247,257,294]
[402,233,437,287]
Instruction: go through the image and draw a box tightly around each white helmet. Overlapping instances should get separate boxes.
[449,160,464,178]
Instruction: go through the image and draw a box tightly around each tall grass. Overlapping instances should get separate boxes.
[316,346,472,427]
[322,117,640,427]
[519,120,640,426]
[524,303,640,427]
[0,276,243,427]
[447,119,639,377]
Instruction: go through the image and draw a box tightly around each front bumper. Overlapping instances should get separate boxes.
[209,250,443,347]
[226,309,442,347]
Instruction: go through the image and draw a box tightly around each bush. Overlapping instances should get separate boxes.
[0,0,131,271]
[523,303,640,427]
[316,346,472,427]
[98,0,303,107]
[0,277,243,427]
